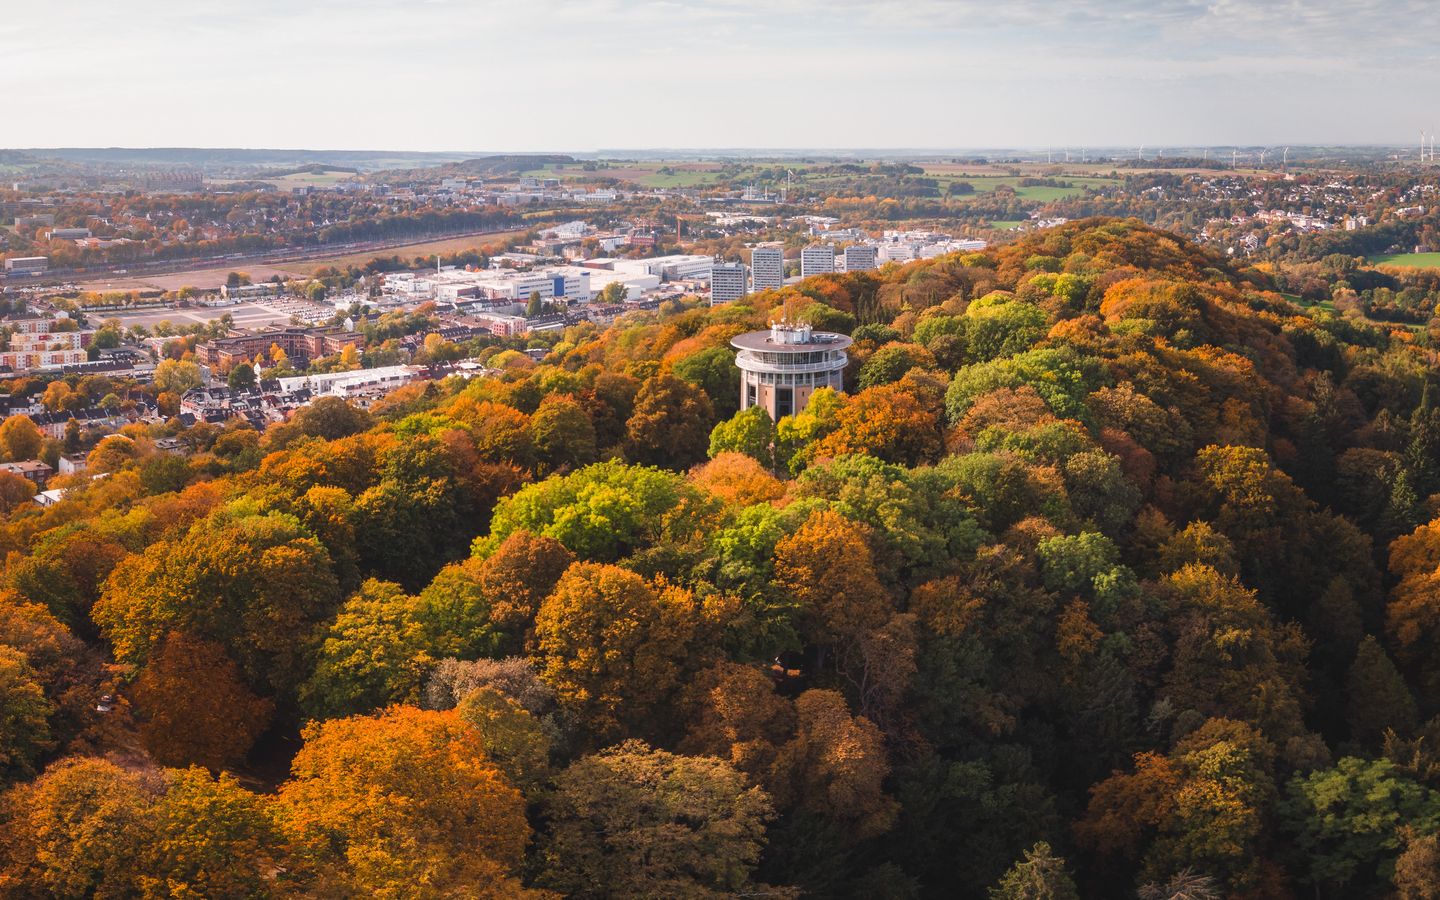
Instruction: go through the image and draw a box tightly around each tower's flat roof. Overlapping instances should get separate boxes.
[731,330,853,352]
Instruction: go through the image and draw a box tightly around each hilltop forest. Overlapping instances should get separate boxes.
[6,219,1440,898]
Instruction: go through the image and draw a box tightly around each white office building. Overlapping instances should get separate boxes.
[750,245,785,292]
[843,244,878,272]
[711,261,748,304]
[801,244,836,278]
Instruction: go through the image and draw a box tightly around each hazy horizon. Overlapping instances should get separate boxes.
[7,0,1439,151]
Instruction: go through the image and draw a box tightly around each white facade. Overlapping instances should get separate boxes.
[614,254,714,282]
[711,261,748,304]
[750,245,785,292]
[801,244,836,278]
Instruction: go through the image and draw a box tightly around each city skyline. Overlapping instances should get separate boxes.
[6,0,1439,152]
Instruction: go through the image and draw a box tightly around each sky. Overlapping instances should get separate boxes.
[4,0,1438,152]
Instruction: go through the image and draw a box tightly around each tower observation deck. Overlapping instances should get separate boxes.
[731,321,852,420]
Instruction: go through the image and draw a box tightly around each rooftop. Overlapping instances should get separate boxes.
[731,322,853,352]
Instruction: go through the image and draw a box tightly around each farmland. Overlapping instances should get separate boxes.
[274,229,530,276]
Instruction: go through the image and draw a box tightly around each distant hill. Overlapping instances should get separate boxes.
[449,154,579,175]
[13,148,480,172]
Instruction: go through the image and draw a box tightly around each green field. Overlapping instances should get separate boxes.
[988,220,1025,230]
[1371,253,1440,269]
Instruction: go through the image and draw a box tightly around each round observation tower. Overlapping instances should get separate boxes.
[731,321,852,420]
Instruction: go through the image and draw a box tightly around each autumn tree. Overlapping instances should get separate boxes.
[541,740,777,898]
[0,414,43,462]
[141,767,292,898]
[532,562,704,741]
[94,508,341,697]
[277,706,532,896]
[626,373,715,468]
[0,757,154,897]
[0,646,55,784]
[131,631,273,770]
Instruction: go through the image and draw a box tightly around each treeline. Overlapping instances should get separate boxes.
[6,220,1440,896]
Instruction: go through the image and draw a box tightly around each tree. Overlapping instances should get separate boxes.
[673,345,742,419]
[482,460,692,562]
[474,529,576,645]
[0,470,36,514]
[532,562,702,740]
[287,395,373,441]
[626,373,715,468]
[153,358,203,395]
[541,740,776,898]
[300,580,431,719]
[142,767,291,898]
[1348,635,1419,748]
[0,646,55,784]
[773,689,899,841]
[529,393,597,473]
[1396,831,1440,900]
[708,406,779,467]
[0,414,43,462]
[226,362,256,392]
[457,686,553,793]
[1280,757,1440,892]
[691,452,786,507]
[85,434,137,474]
[94,509,342,697]
[989,842,1080,900]
[526,290,545,318]
[277,706,531,896]
[773,509,891,648]
[131,632,274,770]
[597,281,629,304]
[0,757,154,898]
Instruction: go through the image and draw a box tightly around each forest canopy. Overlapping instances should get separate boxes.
[4,218,1440,898]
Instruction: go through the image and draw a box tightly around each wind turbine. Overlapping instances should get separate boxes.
[1259,148,1268,166]
[1283,147,1290,169]
[1232,149,1239,168]
[1137,144,1144,162]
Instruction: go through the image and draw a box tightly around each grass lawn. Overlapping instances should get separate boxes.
[988,220,1025,229]
[1371,253,1440,270]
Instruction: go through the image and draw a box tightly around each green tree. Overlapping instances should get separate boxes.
[300,579,432,719]
[708,405,778,467]
[529,393,598,473]
[1280,757,1440,892]
[227,362,257,392]
[989,842,1080,900]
